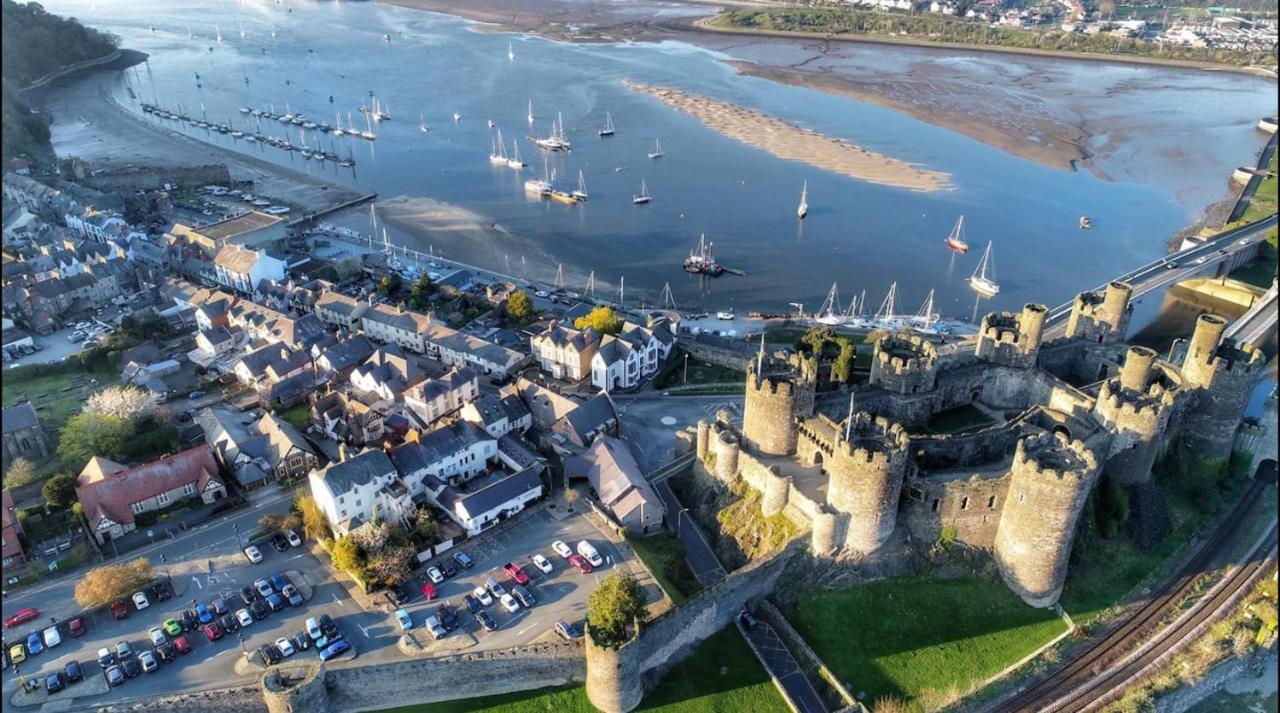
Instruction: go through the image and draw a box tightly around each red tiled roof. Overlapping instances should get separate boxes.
[75,446,221,528]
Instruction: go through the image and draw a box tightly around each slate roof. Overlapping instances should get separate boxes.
[1,403,39,434]
[405,366,477,403]
[466,393,530,429]
[564,436,662,522]
[313,449,396,498]
[454,467,543,520]
[315,335,375,373]
[418,421,494,462]
[558,393,617,444]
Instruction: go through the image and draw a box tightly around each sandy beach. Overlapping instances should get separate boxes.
[626,80,952,192]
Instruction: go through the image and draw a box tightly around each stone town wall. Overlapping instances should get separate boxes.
[262,664,327,713]
[679,338,753,371]
[86,686,266,713]
[911,418,1027,471]
[901,470,1012,547]
[325,642,585,713]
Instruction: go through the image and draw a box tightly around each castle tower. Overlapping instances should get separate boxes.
[995,432,1100,608]
[713,429,740,483]
[761,468,791,517]
[825,413,910,553]
[870,332,938,394]
[975,304,1049,368]
[742,354,814,456]
[695,420,711,461]
[262,664,330,713]
[1178,314,1266,460]
[1066,281,1133,344]
[585,627,644,713]
[810,505,842,557]
[1092,346,1183,486]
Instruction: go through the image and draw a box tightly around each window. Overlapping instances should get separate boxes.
[908,487,924,502]
[960,497,969,510]
[183,482,196,496]
[988,496,997,509]
[157,491,170,506]
[131,501,146,514]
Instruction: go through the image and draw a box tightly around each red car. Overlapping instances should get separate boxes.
[67,617,86,637]
[3,608,39,629]
[173,635,193,654]
[421,583,438,601]
[109,600,129,620]
[503,562,530,586]
[202,622,223,642]
[566,554,593,574]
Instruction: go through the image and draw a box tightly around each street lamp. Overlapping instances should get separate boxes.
[683,353,689,385]
[232,524,242,551]
[237,633,247,659]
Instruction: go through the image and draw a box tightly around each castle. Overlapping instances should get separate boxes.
[684,281,1264,608]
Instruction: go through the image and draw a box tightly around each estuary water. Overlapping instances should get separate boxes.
[44,0,1278,317]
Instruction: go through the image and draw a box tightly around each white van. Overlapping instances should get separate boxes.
[576,541,603,568]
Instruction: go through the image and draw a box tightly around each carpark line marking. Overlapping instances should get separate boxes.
[192,577,203,590]
[332,593,343,605]
[515,618,540,637]
[358,624,371,639]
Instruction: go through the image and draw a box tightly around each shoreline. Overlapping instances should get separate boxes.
[626,80,953,192]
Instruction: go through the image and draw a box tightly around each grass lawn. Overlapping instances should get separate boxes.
[2,367,117,430]
[380,627,787,713]
[626,532,703,605]
[913,404,993,434]
[276,402,312,430]
[790,577,1068,706]
[656,357,743,390]
[1241,152,1277,223]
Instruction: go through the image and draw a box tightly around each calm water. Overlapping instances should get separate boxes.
[44,0,1276,317]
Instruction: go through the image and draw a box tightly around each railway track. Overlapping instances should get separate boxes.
[993,460,1277,713]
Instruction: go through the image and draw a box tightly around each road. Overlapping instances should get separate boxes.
[740,619,828,713]
[1225,281,1278,347]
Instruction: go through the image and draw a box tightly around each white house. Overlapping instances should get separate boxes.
[390,421,497,491]
[403,366,479,429]
[308,447,409,536]
[590,320,675,391]
[460,392,532,439]
[213,244,287,295]
[442,467,543,536]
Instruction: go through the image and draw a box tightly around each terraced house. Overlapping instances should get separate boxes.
[530,321,600,382]
[591,319,676,391]
[403,366,479,429]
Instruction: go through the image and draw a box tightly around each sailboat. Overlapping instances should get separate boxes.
[534,112,571,151]
[571,170,588,201]
[632,180,651,205]
[453,112,462,123]
[527,98,535,127]
[598,111,615,137]
[647,138,664,159]
[507,42,515,61]
[969,241,1000,297]
[419,113,429,133]
[333,113,344,136]
[490,130,509,165]
[524,155,552,195]
[683,234,723,275]
[797,181,808,220]
[507,140,525,169]
[361,112,377,141]
[944,215,969,253]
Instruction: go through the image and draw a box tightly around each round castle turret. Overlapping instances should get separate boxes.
[870,332,938,395]
[995,431,1100,608]
[695,420,711,461]
[1178,314,1266,460]
[1092,346,1183,486]
[1066,281,1133,344]
[585,626,644,713]
[975,304,1048,369]
[825,413,911,553]
[713,429,740,483]
[742,354,815,457]
[262,663,329,713]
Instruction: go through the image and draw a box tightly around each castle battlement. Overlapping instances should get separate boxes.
[975,304,1047,368]
[748,371,799,397]
[1067,281,1133,344]
[1013,432,1098,481]
[874,334,938,373]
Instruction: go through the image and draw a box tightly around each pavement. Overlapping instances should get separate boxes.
[614,393,743,472]
[4,325,93,368]
[739,619,828,713]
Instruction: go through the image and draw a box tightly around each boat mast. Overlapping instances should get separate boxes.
[916,289,936,331]
[876,282,898,322]
[661,282,677,311]
[586,271,595,299]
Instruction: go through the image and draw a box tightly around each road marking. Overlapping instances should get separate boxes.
[514,617,540,637]
[358,624,371,639]
[332,593,344,606]
[192,577,203,590]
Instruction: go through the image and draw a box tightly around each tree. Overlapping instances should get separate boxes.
[4,458,37,489]
[74,558,154,609]
[411,508,441,545]
[506,290,535,324]
[587,573,647,647]
[832,337,856,383]
[57,412,134,470]
[407,274,433,311]
[574,306,622,336]
[564,486,580,512]
[258,512,302,537]
[84,385,163,424]
[366,546,414,587]
[294,494,332,542]
[42,473,76,510]
[331,534,366,577]
[377,273,402,297]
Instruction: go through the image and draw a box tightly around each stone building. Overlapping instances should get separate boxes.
[2,402,49,468]
[683,280,1264,608]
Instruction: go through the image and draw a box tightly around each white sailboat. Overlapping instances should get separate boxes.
[527,98,535,127]
[453,111,462,123]
[969,241,1000,297]
[361,111,377,140]
[524,155,552,195]
[507,42,515,61]
[632,180,651,204]
[534,112,571,151]
[797,181,809,220]
[507,140,525,169]
[572,170,588,201]
[333,113,344,136]
[419,113,429,133]
[647,138,664,159]
[490,130,509,164]
[598,111,615,137]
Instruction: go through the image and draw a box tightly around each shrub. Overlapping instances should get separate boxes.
[75,558,154,608]
[587,573,647,648]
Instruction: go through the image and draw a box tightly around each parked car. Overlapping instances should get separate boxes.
[452,551,474,569]
[576,541,603,567]
[112,641,132,661]
[132,591,150,610]
[319,640,351,661]
[103,665,125,687]
[292,633,312,652]
[421,582,438,601]
[147,627,167,647]
[738,610,760,630]
[499,594,520,613]
[257,645,282,667]
[155,642,177,663]
[503,562,530,586]
[63,660,83,683]
[424,616,447,640]
[440,560,457,579]
[211,597,230,616]
[275,637,296,658]
[475,611,498,632]
[67,617,86,637]
[531,554,553,574]
[254,579,274,598]
[266,593,285,612]
[395,609,413,631]
[8,644,25,664]
[554,620,583,641]
[383,586,408,608]
[188,391,205,400]
[566,554,592,574]
[243,545,264,564]
[511,584,536,608]
[471,586,493,606]
[285,529,303,548]
[42,625,61,648]
[463,594,483,614]
[154,581,174,602]
[283,584,303,607]
[237,608,255,628]
[180,609,198,631]
[138,650,159,673]
[436,604,459,631]
[109,600,129,620]
[483,576,506,598]
[202,622,223,642]
[4,607,39,628]
[318,614,339,639]
[220,613,240,633]
[270,533,290,552]
[120,657,142,678]
[195,604,214,624]
[26,632,43,656]
[172,635,193,655]
[551,540,573,559]
[426,566,444,584]
[305,617,322,641]
[163,618,182,636]
[45,671,66,694]
[96,647,115,668]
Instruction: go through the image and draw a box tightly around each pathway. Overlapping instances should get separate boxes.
[740,618,829,713]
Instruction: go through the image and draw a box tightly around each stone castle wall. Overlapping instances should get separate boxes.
[902,470,1012,547]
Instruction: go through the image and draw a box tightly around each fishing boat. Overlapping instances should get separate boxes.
[632,180,651,205]
[419,113,429,133]
[944,215,969,253]
[507,140,525,169]
[571,170,588,201]
[1079,215,1092,230]
[598,111,615,137]
[508,42,515,61]
[683,234,724,276]
[647,138,664,159]
[797,181,808,220]
[968,241,1000,297]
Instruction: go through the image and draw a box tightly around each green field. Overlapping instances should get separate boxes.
[1241,151,1278,223]
[2,368,115,432]
[380,627,787,713]
[790,577,1068,706]
[655,356,743,390]
[276,402,311,430]
[914,404,993,434]
[626,532,703,605]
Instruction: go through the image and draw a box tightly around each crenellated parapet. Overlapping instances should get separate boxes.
[1178,313,1268,460]
[975,304,1048,369]
[1066,281,1133,344]
[995,431,1100,607]
[826,412,911,553]
[870,332,939,395]
[742,353,816,456]
[1092,348,1183,485]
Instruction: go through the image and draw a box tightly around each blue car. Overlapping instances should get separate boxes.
[319,640,351,661]
[266,593,285,612]
[26,632,43,656]
[195,604,214,625]
[452,551,474,569]
[268,573,289,592]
